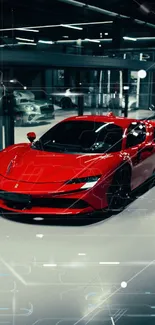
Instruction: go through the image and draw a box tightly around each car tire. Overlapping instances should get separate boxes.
[60,97,72,110]
[107,166,131,212]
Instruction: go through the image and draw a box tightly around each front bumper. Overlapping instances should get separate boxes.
[15,111,55,125]
[0,175,109,216]
[0,190,94,216]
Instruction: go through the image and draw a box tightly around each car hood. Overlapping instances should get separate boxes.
[0,144,119,183]
[35,100,48,106]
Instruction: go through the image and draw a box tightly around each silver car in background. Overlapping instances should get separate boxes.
[14,90,55,126]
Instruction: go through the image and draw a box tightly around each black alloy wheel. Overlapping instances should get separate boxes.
[60,97,72,110]
[107,167,131,212]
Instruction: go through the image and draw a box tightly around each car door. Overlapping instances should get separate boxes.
[125,122,154,190]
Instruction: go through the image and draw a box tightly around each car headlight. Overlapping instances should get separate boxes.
[65,175,101,185]
[24,104,35,111]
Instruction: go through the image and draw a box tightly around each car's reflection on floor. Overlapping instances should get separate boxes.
[0,183,155,324]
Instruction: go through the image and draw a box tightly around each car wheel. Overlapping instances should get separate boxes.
[107,167,131,212]
[60,97,72,110]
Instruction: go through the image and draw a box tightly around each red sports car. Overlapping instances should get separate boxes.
[0,113,155,217]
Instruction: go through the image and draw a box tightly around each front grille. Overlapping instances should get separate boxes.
[31,198,88,209]
[0,191,89,210]
[0,191,31,204]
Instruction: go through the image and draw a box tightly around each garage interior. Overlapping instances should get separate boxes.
[0,0,155,324]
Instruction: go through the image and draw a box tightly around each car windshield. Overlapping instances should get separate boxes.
[33,120,123,153]
[20,99,32,103]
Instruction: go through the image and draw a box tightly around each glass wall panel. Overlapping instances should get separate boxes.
[1,66,152,148]
[127,70,151,119]
[82,69,123,116]
[9,68,78,145]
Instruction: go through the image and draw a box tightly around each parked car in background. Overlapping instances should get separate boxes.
[50,87,97,110]
[13,90,55,126]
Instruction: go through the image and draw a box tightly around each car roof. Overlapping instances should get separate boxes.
[63,114,140,129]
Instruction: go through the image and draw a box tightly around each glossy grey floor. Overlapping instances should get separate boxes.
[0,186,155,324]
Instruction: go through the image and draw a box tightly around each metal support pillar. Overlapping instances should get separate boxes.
[78,94,84,116]
[3,91,15,147]
[112,19,124,49]
[123,69,129,118]
[76,70,84,116]
[0,86,3,150]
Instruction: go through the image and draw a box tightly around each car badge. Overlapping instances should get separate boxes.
[6,161,13,175]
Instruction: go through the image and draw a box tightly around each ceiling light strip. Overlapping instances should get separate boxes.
[38,40,54,44]
[17,42,37,45]
[0,21,113,32]
[16,28,39,32]
[56,38,112,43]
[85,38,100,43]
[60,24,83,30]
[136,36,155,40]
[72,21,113,25]
[16,37,34,42]
[123,36,137,41]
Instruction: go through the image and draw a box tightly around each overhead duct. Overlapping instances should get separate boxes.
[58,0,155,28]
[57,0,126,17]
[0,0,155,32]
[135,19,155,28]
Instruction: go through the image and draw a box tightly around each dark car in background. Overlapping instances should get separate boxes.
[50,87,97,110]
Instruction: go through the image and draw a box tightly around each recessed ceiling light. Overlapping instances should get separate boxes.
[0,21,113,32]
[104,32,108,35]
[63,35,69,38]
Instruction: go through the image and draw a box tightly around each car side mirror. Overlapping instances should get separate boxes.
[27,132,36,143]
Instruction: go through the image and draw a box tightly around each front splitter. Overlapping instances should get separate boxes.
[0,208,108,225]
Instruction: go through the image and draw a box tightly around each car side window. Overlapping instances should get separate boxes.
[97,124,123,152]
[126,123,146,148]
